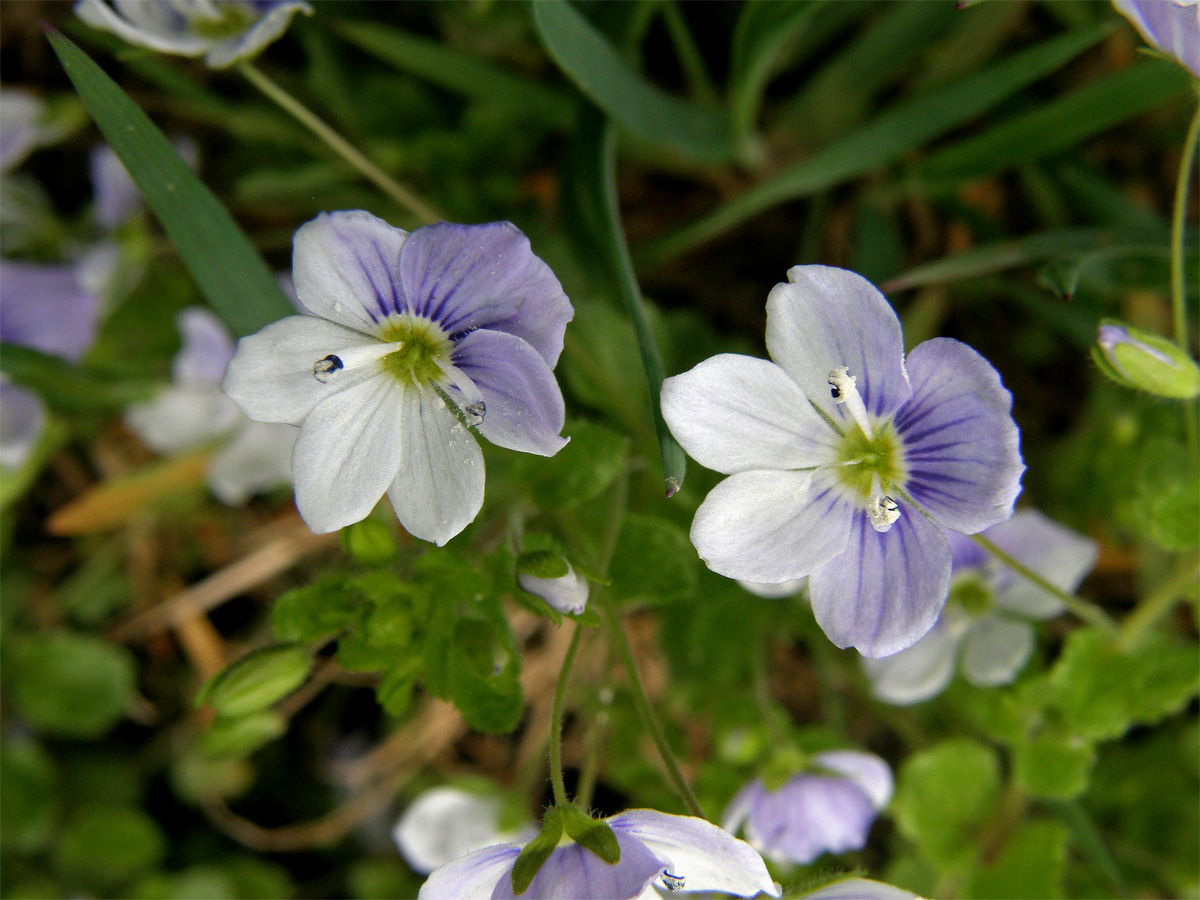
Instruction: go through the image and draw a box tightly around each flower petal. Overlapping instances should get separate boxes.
[894,338,1023,535]
[207,422,297,506]
[172,307,234,386]
[748,777,877,866]
[662,354,840,474]
[387,388,485,546]
[0,379,46,469]
[395,787,532,876]
[518,565,589,615]
[291,375,405,533]
[690,470,853,584]
[222,315,380,425]
[205,1,312,68]
[799,877,922,900]
[398,222,573,366]
[417,843,521,900]
[814,751,893,810]
[125,385,242,453]
[491,834,664,900]
[765,266,911,424]
[978,510,1098,618]
[1113,0,1200,77]
[809,502,951,657]
[0,260,102,362]
[861,617,961,705]
[76,0,213,57]
[961,615,1034,687]
[292,211,411,333]
[452,329,567,456]
[610,810,779,898]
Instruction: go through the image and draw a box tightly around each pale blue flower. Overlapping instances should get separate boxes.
[418,809,779,900]
[662,266,1024,657]
[723,750,893,866]
[223,212,573,544]
[75,0,313,69]
[393,786,537,876]
[126,307,296,505]
[864,510,1098,705]
[1113,0,1200,77]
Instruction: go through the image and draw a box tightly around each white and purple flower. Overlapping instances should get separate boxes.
[394,785,538,877]
[864,510,1098,705]
[125,307,296,505]
[418,809,779,900]
[1112,0,1199,78]
[661,266,1024,657]
[519,561,590,615]
[723,750,893,866]
[75,0,313,69]
[222,211,573,545]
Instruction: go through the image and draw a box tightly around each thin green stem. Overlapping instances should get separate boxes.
[549,622,585,809]
[598,592,705,819]
[1115,550,1200,652]
[238,61,441,225]
[970,533,1117,634]
[1170,98,1200,456]
[659,1,718,105]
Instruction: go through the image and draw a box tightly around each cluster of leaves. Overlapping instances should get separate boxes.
[1,2,1197,898]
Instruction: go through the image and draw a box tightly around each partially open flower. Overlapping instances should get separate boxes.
[1112,0,1199,77]
[75,0,313,69]
[662,266,1023,657]
[723,750,893,866]
[1094,319,1200,399]
[394,786,537,876]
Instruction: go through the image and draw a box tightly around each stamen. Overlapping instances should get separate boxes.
[662,871,685,892]
[311,341,404,383]
[827,366,874,439]
[436,360,487,427]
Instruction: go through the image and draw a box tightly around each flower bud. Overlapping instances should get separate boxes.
[195,643,311,717]
[340,518,399,564]
[517,552,589,615]
[1094,320,1200,399]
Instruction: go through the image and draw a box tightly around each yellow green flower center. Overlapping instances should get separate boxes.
[377,315,453,387]
[833,419,907,502]
[190,4,258,40]
[951,575,993,617]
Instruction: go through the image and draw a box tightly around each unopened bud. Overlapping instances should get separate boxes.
[1094,320,1200,399]
[195,643,311,717]
[517,552,589,615]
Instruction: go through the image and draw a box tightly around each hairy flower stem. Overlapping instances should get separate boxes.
[599,592,706,819]
[970,533,1116,634]
[238,62,441,225]
[549,621,584,809]
[1170,99,1200,457]
[1115,550,1200,652]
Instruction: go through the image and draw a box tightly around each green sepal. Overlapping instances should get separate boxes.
[511,808,565,895]
[194,644,311,717]
[516,550,571,580]
[560,805,621,865]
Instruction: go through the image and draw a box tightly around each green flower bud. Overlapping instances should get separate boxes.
[339,518,399,564]
[197,711,286,759]
[195,643,311,718]
[1094,320,1200,399]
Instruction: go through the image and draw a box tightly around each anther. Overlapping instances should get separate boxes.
[826,366,874,439]
[867,494,900,532]
[313,354,343,383]
[662,872,685,892]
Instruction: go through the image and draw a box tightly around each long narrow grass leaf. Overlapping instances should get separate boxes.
[47,28,293,336]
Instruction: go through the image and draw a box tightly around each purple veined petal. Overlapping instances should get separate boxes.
[814,751,894,811]
[861,615,962,706]
[452,328,567,457]
[1,89,43,172]
[765,266,912,424]
[661,354,841,475]
[490,832,665,900]
[291,375,406,533]
[1113,0,1200,77]
[809,502,952,658]
[979,510,1098,619]
[172,307,235,386]
[417,843,522,900]
[291,211,411,333]
[398,222,573,367]
[395,787,535,876]
[747,776,878,866]
[386,387,485,546]
[204,0,312,68]
[943,529,989,572]
[0,259,102,362]
[518,564,589,615]
[960,614,1034,688]
[893,338,1024,535]
[799,877,923,900]
[609,810,779,898]
[0,378,47,469]
[222,315,380,425]
[721,782,762,838]
[207,421,297,505]
[690,469,854,584]
[76,0,213,57]
[125,384,242,453]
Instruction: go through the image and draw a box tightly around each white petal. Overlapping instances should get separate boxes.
[738,577,808,599]
[518,565,589,615]
[207,422,297,506]
[691,469,852,583]
[394,787,525,876]
[125,385,240,454]
[387,389,485,546]
[417,843,520,900]
[814,751,894,810]
[609,810,780,898]
[961,615,1034,687]
[172,307,234,386]
[800,877,924,900]
[76,0,213,56]
[222,315,381,426]
[291,376,405,533]
[661,354,838,475]
[861,619,962,706]
[984,510,1098,619]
